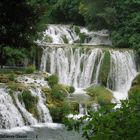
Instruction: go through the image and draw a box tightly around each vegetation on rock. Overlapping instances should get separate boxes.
[99,50,111,86]
[85,85,113,106]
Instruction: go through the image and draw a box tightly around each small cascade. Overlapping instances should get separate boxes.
[0,88,24,129]
[79,104,87,115]
[0,75,53,129]
[107,50,138,101]
[37,24,112,46]
[30,88,52,123]
[14,93,38,125]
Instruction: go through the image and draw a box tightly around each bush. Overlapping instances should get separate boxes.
[46,74,59,88]
[85,85,113,106]
[49,102,71,123]
[51,84,68,101]
[25,65,36,74]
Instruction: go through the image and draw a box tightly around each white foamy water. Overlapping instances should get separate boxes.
[0,88,24,129]
[41,47,138,102]
[37,24,112,45]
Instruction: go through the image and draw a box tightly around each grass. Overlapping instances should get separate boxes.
[85,85,113,106]
[24,65,36,74]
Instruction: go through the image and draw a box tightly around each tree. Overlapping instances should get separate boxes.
[0,0,47,66]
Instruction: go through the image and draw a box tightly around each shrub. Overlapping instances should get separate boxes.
[25,65,36,74]
[85,85,113,106]
[46,74,59,88]
[51,84,68,101]
[49,102,71,123]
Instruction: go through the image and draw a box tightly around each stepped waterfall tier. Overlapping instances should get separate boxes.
[40,47,138,101]
[0,75,52,129]
[37,24,112,45]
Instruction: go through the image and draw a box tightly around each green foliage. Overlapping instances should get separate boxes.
[99,51,111,86]
[43,35,53,43]
[85,85,113,106]
[51,84,68,101]
[129,74,140,99]
[46,74,59,88]
[25,65,36,74]
[65,94,140,140]
[46,0,84,25]
[21,90,39,118]
[43,83,76,122]
[62,35,69,44]
[49,102,71,123]
[8,72,16,81]
[0,0,47,66]
[79,33,86,44]
[74,26,80,35]
[79,0,140,52]
[68,86,75,93]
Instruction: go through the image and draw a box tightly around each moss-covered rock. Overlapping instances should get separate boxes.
[99,50,111,86]
[7,82,27,91]
[129,74,140,99]
[45,74,59,88]
[43,83,76,122]
[62,35,69,44]
[85,85,113,106]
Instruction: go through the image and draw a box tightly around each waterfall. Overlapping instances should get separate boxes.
[0,88,24,129]
[40,47,138,101]
[41,47,104,88]
[37,24,112,46]
[0,75,52,129]
[107,50,137,101]
[30,88,52,123]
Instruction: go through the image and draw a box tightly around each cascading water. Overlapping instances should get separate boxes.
[41,47,104,88]
[0,88,24,129]
[40,47,138,102]
[107,50,137,102]
[37,24,112,46]
[30,88,52,123]
[0,75,52,129]
[0,24,138,140]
